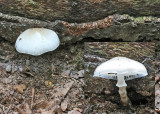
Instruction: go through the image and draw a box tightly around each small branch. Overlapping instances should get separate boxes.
[0,12,48,25]
[31,88,35,109]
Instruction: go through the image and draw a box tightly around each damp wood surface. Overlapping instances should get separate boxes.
[0,12,160,45]
[0,0,160,22]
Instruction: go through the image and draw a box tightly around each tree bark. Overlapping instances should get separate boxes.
[0,13,160,44]
[0,0,160,23]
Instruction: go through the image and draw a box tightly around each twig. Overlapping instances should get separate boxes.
[31,88,35,109]
[0,12,48,25]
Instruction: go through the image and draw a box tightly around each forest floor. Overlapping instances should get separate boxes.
[0,41,156,114]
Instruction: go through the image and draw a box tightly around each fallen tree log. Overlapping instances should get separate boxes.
[0,0,160,22]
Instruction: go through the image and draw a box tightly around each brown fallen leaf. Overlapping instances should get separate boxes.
[14,84,26,94]
[33,101,49,109]
[1,97,9,104]
[36,81,74,112]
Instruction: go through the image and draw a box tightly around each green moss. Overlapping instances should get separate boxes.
[28,0,38,7]
[130,16,156,23]
[144,0,160,6]
[134,17,144,23]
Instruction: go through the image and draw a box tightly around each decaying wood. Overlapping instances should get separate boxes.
[0,12,160,45]
[0,0,160,22]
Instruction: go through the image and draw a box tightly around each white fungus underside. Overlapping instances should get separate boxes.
[15,28,60,56]
[93,57,148,80]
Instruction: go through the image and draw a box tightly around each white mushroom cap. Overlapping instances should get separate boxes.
[93,57,148,87]
[15,28,60,56]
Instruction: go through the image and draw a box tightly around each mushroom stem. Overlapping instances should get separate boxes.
[116,74,131,106]
[116,74,127,87]
[119,86,130,106]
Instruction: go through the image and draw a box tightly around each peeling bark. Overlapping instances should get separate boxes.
[0,13,160,45]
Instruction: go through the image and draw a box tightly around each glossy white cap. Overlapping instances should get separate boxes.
[15,28,60,56]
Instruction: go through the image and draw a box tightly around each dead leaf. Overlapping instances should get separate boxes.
[61,100,68,111]
[33,101,49,109]
[1,97,9,104]
[52,81,74,99]
[1,78,12,84]
[14,84,26,94]
[61,70,71,77]
[36,81,74,112]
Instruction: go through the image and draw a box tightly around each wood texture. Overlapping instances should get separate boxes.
[0,0,160,22]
